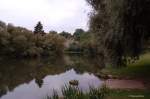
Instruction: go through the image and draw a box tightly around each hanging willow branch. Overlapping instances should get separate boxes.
[86,0,150,67]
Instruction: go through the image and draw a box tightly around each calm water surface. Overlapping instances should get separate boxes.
[0,54,104,99]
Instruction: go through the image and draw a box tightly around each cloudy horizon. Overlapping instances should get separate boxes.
[0,0,91,33]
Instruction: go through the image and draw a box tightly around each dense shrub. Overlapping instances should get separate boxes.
[66,42,82,52]
[0,21,65,58]
[66,31,97,55]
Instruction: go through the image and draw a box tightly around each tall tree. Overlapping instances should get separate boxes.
[59,31,72,39]
[86,0,150,66]
[73,29,85,40]
[34,21,44,34]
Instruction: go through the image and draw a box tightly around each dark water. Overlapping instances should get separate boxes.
[0,54,104,99]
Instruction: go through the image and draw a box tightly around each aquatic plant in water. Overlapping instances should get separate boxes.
[45,84,109,99]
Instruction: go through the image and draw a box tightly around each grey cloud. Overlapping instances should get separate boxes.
[0,0,91,33]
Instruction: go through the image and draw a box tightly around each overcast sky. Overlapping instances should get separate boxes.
[0,0,91,33]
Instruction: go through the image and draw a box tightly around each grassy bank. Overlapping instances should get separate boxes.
[101,52,150,80]
[106,89,150,99]
[101,52,150,99]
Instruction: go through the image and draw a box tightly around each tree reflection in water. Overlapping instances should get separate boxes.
[0,54,104,99]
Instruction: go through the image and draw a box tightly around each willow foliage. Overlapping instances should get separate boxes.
[87,0,150,66]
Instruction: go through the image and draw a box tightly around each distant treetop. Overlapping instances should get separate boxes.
[34,21,44,35]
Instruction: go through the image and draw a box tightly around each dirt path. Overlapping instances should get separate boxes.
[105,79,146,89]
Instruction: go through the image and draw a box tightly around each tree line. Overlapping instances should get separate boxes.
[0,20,96,58]
[0,21,65,58]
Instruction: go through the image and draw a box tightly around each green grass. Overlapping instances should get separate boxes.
[101,52,150,79]
[106,89,150,99]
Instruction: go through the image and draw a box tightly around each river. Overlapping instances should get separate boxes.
[0,54,104,99]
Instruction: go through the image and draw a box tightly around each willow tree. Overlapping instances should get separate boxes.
[86,0,150,67]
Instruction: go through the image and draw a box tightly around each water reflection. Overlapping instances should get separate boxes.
[0,54,104,99]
